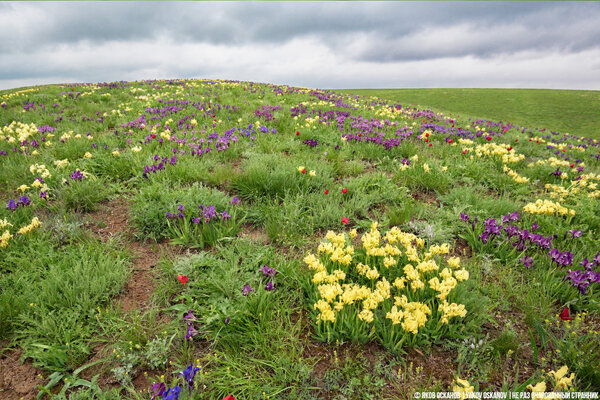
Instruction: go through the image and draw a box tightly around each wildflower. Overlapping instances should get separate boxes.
[297,166,305,173]
[112,150,120,157]
[265,281,275,291]
[229,196,240,205]
[70,169,85,181]
[559,307,573,321]
[179,363,200,390]
[242,284,254,296]
[185,323,198,340]
[259,265,278,278]
[150,382,167,400]
[452,377,474,399]
[342,188,348,194]
[220,210,231,221]
[324,189,329,195]
[548,366,575,390]
[183,310,199,321]
[177,275,188,284]
[222,396,235,400]
[520,256,534,268]
[17,184,29,193]
[309,170,316,177]
[6,199,17,211]
[341,217,349,225]
[162,385,182,400]
[131,146,142,152]
[527,381,546,393]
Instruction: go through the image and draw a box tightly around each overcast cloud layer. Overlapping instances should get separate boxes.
[1,1,599,91]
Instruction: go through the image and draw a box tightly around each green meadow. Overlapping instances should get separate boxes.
[0,81,599,400]
[339,89,600,140]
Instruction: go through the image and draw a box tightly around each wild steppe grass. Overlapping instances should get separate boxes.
[0,81,599,399]
[339,88,600,140]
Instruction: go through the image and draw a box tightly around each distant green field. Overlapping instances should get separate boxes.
[337,88,600,139]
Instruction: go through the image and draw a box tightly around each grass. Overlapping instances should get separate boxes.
[338,88,600,139]
[1,80,599,399]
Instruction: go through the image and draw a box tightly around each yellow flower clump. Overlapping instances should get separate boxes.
[306,223,469,343]
[523,199,575,217]
[473,143,525,164]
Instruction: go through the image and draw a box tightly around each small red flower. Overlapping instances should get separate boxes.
[151,134,156,139]
[302,168,306,174]
[324,189,329,195]
[428,143,432,147]
[341,217,349,225]
[177,275,188,284]
[425,133,429,138]
[425,138,429,142]
[570,164,575,168]
[358,133,362,137]
[559,307,573,321]
[562,148,566,152]
[536,140,539,143]
[462,149,468,154]
[448,139,453,143]
[342,188,348,194]
[296,131,300,136]
[486,136,492,141]
[222,396,235,400]
[515,139,518,142]
[507,146,513,151]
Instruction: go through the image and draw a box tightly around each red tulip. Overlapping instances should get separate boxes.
[559,307,573,321]
[342,188,348,194]
[151,134,156,139]
[425,138,429,142]
[342,217,349,225]
[222,396,235,400]
[507,146,513,151]
[296,131,300,136]
[462,149,468,154]
[570,164,575,168]
[302,169,306,174]
[429,143,432,147]
[448,139,453,143]
[486,136,492,141]
[177,275,188,284]
[515,139,518,142]
[324,189,329,195]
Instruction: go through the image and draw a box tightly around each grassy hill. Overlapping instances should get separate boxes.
[337,88,600,139]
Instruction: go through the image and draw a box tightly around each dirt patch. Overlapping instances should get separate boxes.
[411,190,438,206]
[238,223,270,245]
[453,237,473,259]
[0,349,43,400]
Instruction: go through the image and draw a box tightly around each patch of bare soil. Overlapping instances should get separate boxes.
[0,349,43,400]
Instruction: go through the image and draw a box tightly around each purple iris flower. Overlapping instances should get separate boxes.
[70,169,84,181]
[220,210,231,221]
[17,196,31,206]
[6,199,17,211]
[265,281,275,291]
[150,382,166,400]
[40,192,48,200]
[177,204,184,213]
[460,212,470,222]
[183,309,198,321]
[229,196,241,205]
[520,256,534,268]
[162,385,182,400]
[179,363,200,390]
[259,264,278,278]
[242,284,254,296]
[185,322,199,340]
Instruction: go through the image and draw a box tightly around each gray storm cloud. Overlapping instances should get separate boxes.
[1,1,599,90]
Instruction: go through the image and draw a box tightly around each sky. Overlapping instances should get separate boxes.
[1,1,599,91]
